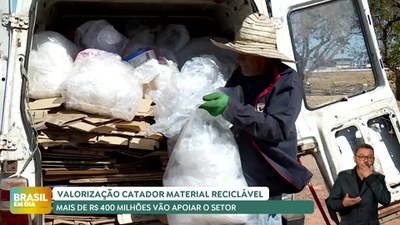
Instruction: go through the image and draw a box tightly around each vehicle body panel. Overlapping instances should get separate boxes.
[1,0,400,224]
[271,0,400,220]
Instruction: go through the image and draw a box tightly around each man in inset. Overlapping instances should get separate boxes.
[326,143,391,225]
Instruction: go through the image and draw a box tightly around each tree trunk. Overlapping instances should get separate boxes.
[396,71,400,100]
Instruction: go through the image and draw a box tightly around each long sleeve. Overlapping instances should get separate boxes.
[365,174,391,206]
[222,71,303,143]
[326,173,347,213]
[221,65,312,196]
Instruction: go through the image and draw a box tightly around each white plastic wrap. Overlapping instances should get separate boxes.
[156,24,190,53]
[75,20,128,55]
[147,56,226,138]
[163,109,249,225]
[27,31,79,99]
[61,49,142,121]
[153,61,179,91]
[133,58,179,91]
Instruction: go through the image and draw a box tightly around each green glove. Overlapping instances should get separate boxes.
[199,92,229,117]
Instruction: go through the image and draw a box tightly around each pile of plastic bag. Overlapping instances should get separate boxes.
[163,109,249,225]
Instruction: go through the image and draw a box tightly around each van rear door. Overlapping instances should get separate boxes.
[0,0,11,132]
[270,0,400,222]
[0,0,41,224]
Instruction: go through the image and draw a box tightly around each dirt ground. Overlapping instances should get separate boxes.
[296,155,400,225]
[304,70,374,108]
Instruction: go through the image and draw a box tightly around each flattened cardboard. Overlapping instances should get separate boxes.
[83,116,117,125]
[29,97,63,110]
[96,136,129,146]
[129,137,159,150]
[115,121,150,132]
[30,110,49,123]
[46,113,87,127]
[138,98,153,113]
[67,121,97,132]
[90,124,117,134]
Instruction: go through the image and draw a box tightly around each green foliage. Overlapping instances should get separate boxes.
[369,0,400,98]
[369,0,400,71]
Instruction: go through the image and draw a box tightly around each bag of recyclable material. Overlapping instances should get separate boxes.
[61,49,142,121]
[27,31,79,99]
[147,55,226,138]
[133,58,179,92]
[75,20,128,55]
[163,109,249,225]
[156,24,190,53]
[123,24,157,57]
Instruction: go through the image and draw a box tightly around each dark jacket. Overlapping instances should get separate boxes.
[222,63,312,196]
[326,168,391,225]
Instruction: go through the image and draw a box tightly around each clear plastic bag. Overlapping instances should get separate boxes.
[75,20,128,55]
[147,56,226,138]
[133,58,179,91]
[163,109,249,225]
[123,24,157,57]
[156,24,190,53]
[27,31,78,99]
[61,49,142,121]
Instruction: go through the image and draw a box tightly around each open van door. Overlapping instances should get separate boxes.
[0,0,11,132]
[0,0,41,224]
[269,0,400,222]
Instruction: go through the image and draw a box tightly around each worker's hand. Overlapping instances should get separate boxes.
[199,92,229,117]
[342,193,361,207]
[358,165,373,179]
[358,160,374,179]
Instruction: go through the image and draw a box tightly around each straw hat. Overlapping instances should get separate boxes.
[211,13,295,62]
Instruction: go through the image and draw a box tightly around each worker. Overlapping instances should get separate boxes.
[200,12,313,225]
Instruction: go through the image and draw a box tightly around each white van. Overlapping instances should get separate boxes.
[1,0,400,224]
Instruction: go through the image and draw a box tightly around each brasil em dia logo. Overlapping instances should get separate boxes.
[10,187,52,214]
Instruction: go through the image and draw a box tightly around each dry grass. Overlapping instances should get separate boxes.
[304,70,375,107]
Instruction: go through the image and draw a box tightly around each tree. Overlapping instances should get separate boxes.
[290,0,362,82]
[369,0,400,98]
